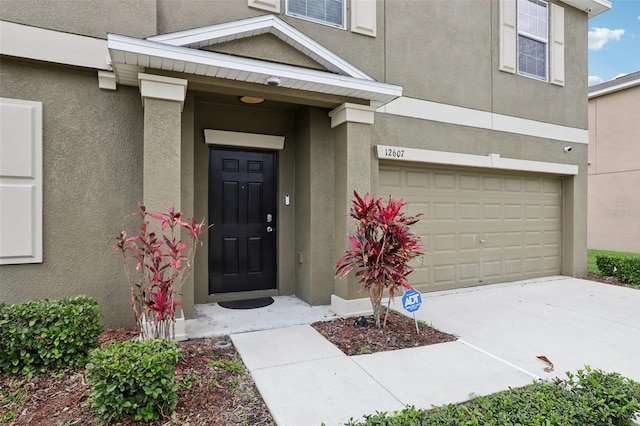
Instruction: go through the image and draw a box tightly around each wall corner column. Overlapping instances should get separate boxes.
[139,73,187,212]
[330,103,376,304]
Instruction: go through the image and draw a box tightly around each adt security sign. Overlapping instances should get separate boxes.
[402,289,422,313]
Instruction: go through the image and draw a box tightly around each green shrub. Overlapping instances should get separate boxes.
[616,257,640,285]
[345,367,640,426]
[596,255,618,276]
[86,339,181,424]
[0,296,103,376]
[596,255,640,285]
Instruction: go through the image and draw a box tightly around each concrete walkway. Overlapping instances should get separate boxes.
[199,277,640,425]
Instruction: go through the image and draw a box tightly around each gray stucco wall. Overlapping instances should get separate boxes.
[0,0,157,38]
[0,59,144,327]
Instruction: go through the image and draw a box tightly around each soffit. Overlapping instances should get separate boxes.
[108,15,402,107]
[559,0,611,17]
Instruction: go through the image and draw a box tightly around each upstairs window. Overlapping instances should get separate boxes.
[517,0,548,81]
[499,0,563,86]
[286,0,345,29]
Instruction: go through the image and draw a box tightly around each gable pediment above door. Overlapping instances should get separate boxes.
[107,14,402,107]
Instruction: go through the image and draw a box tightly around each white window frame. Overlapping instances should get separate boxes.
[286,0,347,30]
[517,0,549,81]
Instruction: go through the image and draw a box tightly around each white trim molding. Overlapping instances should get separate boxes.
[138,73,188,110]
[328,103,376,128]
[377,97,588,144]
[0,20,109,70]
[146,14,371,80]
[376,145,579,176]
[204,129,285,150]
[98,71,117,90]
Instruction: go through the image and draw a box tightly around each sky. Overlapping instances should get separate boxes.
[588,0,640,86]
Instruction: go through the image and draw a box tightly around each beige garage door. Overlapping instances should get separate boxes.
[379,164,562,292]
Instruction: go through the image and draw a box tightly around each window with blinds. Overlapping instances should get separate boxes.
[286,0,345,29]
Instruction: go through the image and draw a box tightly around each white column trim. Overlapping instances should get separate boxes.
[328,102,376,128]
[138,73,188,110]
[377,96,588,144]
[376,145,579,175]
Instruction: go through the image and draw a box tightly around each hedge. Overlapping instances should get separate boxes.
[596,255,640,284]
[345,367,640,426]
[0,296,103,376]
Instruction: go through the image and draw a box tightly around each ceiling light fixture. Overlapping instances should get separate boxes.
[239,96,265,104]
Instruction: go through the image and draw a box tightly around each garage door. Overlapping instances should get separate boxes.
[379,164,562,292]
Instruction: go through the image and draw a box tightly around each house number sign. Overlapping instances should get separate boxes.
[376,145,415,161]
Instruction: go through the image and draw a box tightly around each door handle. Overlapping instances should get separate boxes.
[267,226,274,233]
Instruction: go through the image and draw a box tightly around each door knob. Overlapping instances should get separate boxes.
[267,226,274,233]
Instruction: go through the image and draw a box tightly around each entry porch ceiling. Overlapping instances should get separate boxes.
[107,15,402,107]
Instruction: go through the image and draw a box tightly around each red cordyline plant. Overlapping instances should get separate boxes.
[335,191,424,328]
[114,204,208,341]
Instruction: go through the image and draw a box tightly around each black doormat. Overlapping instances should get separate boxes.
[218,297,274,310]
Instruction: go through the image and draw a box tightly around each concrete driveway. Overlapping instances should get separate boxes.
[231,277,640,425]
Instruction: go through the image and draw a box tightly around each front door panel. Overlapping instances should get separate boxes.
[209,148,277,294]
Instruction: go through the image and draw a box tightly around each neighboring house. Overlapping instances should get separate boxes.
[0,0,609,327]
[587,72,640,253]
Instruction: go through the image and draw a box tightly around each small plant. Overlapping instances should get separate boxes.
[208,358,244,374]
[114,204,208,341]
[0,296,103,376]
[359,346,372,355]
[86,339,181,424]
[336,191,424,328]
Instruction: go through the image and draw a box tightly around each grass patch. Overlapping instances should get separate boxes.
[587,249,640,275]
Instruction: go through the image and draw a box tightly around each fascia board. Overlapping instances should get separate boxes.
[146,15,373,80]
[108,34,401,102]
[588,78,640,98]
[0,20,109,70]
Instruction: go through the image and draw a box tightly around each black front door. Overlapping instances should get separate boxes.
[208,148,277,294]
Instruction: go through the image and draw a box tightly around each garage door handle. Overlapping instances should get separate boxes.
[479,239,485,243]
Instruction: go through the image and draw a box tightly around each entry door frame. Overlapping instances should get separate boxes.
[204,130,285,300]
[208,147,278,295]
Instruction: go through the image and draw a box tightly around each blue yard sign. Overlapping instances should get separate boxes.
[402,289,422,313]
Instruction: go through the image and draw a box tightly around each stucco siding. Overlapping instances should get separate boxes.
[385,0,493,112]
[588,84,640,253]
[0,0,156,39]
[0,59,144,327]
[491,0,588,129]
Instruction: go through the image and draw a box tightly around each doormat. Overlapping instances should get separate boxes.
[218,297,274,310]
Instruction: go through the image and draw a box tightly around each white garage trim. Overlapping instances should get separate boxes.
[376,97,588,144]
[376,145,578,175]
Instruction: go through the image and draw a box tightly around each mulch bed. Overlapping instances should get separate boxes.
[312,309,457,356]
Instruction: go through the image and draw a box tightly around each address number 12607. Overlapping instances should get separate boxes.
[384,148,405,158]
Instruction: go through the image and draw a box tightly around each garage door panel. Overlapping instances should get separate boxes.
[379,163,562,291]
